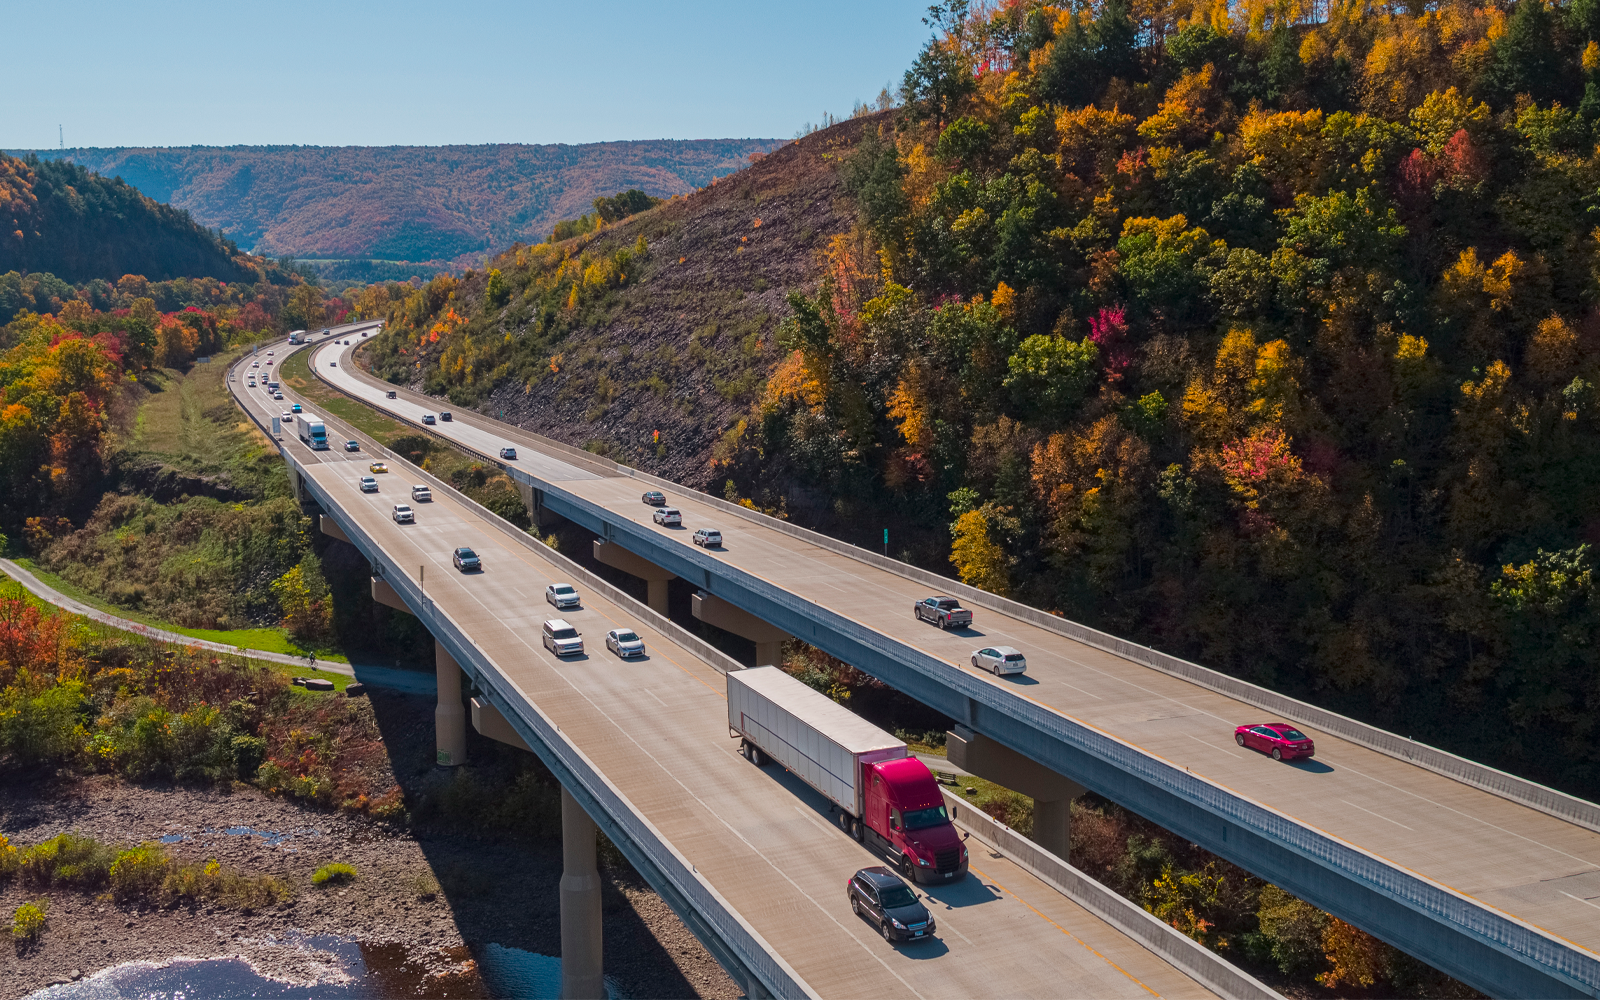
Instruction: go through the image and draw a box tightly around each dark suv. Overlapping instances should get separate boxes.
[847,867,935,944]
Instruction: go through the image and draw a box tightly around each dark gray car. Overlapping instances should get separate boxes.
[847,866,935,944]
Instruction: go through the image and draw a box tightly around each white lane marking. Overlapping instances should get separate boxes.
[1333,759,1600,869]
[1560,891,1600,913]
[1185,734,1241,758]
[1340,799,1415,832]
[645,689,669,709]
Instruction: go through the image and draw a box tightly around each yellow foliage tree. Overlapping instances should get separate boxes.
[950,510,1010,596]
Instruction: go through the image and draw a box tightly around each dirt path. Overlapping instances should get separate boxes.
[1,775,738,999]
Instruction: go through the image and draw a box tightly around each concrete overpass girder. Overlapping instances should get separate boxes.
[592,539,674,614]
[691,591,790,667]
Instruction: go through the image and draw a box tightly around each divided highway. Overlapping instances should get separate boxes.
[227,326,1239,999]
[308,333,1600,999]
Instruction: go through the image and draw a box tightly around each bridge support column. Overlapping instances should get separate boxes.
[435,641,466,767]
[593,540,674,615]
[560,785,605,1000]
[948,725,1084,861]
[371,576,410,613]
[691,591,790,666]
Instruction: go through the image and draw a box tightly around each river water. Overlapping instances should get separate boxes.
[25,935,624,999]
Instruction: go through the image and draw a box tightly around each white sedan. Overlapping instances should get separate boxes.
[546,583,581,609]
[605,629,646,658]
[971,646,1027,676]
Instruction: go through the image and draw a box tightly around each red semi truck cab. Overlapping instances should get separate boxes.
[861,757,968,883]
[727,666,968,885]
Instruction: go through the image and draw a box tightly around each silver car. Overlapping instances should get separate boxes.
[546,583,580,609]
[392,504,414,523]
[359,476,379,493]
[653,507,682,526]
[971,646,1027,676]
[692,527,722,547]
[542,619,583,656]
[605,628,646,658]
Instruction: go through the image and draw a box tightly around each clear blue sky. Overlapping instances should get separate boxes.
[7,0,933,149]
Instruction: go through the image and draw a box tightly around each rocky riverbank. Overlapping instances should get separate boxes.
[1,775,738,998]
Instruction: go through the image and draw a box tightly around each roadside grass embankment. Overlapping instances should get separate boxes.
[27,349,350,662]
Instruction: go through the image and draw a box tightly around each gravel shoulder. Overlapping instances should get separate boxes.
[0,774,738,999]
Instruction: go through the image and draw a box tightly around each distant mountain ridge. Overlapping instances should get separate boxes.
[0,153,250,284]
[12,140,784,266]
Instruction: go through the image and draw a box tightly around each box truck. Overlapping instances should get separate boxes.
[295,412,329,450]
[728,666,968,883]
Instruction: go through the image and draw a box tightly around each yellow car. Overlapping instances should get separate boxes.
[369,461,388,473]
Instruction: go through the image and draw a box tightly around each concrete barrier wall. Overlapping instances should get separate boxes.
[940,788,1280,1000]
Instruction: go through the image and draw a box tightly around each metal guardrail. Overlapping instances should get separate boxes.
[312,342,1600,995]
[941,788,1280,1000]
[228,345,814,999]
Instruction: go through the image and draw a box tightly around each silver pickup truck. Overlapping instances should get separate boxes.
[914,596,973,630]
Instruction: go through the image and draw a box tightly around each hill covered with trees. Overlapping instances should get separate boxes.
[1,154,253,284]
[14,140,783,267]
[374,0,1600,803]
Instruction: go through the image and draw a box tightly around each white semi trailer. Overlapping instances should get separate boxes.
[294,412,329,450]
[728,666,969,882]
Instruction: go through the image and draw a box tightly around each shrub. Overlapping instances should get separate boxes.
[0,680,91,766]
[109,843,170,900]
[19,833,115,888]
[409,872,439,900]
[0,833,17,878]
[231,734,267,779]
[311,862,357,886]
[11,898,47,940]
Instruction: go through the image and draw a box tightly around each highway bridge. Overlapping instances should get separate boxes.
[229,324,1265,1000]
[293,330,1600,999]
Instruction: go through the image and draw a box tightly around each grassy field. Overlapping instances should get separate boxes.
[279,350,411,446]
[0,568,354,693]
[8,559,350,665]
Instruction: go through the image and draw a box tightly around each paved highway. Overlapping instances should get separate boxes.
[308,334,1600,995]
[227,328,1229,999]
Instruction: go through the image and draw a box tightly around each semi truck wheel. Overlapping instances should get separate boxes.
[839,812,852,835]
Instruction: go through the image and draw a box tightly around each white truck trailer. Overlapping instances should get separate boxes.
[728,666,969,881]
[294,412,329,450]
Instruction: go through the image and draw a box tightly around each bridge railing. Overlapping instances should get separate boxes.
[321,351,1600,838]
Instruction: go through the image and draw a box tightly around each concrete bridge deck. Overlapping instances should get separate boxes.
[225,327,1239,999]
[306,333,1600,998]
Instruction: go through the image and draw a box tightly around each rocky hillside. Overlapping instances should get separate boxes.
[362,116,876,489]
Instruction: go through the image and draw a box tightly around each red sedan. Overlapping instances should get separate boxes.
[1235,723,1315,760]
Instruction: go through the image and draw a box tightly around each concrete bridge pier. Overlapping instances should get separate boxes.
[434,641,467,767]
[948,725,1084,860]
[365,570,467,767]
[691,591,790,667]
[593,540,675,614]
[560,785,605,999]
